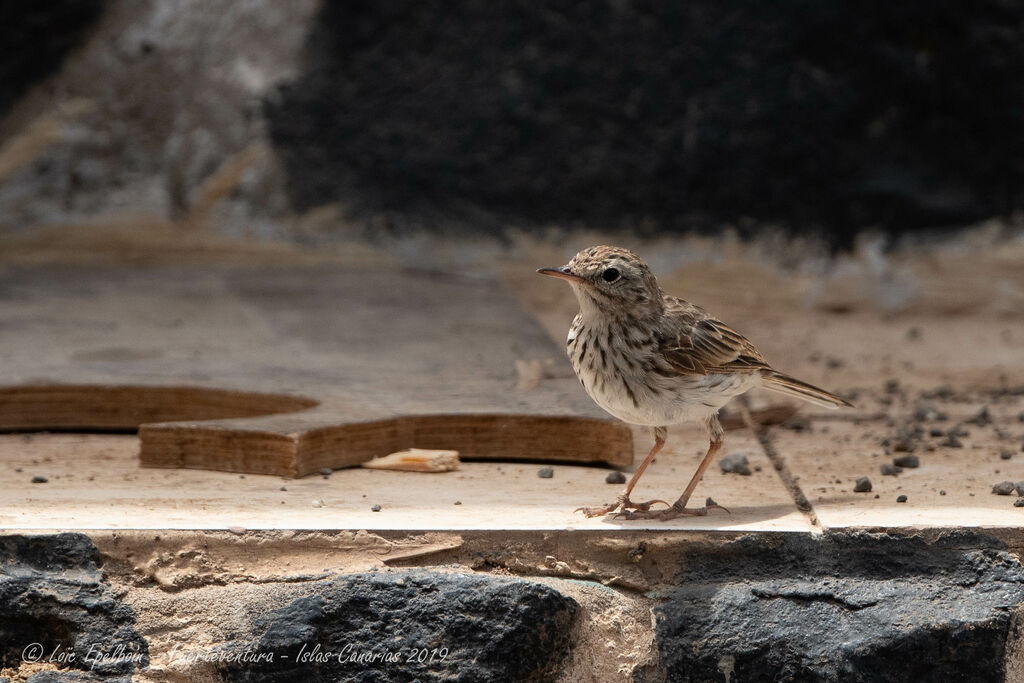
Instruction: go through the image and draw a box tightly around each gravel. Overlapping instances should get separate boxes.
[880,464,902,476]
[992,481,1016,496]
[893,454,920,468]
[965,407,992,427]
[913,404,948,422]
[719,453,752,476]
[605,471,627,484]
[940,434,964,448]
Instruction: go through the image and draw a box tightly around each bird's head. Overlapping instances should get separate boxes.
[537,245,663,317]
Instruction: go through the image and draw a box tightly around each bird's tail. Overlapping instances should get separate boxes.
[760,371,853,409]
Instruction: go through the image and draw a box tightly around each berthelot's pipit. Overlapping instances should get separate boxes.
[539,245,851,520]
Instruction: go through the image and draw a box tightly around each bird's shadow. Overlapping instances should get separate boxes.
[593,501,810,528]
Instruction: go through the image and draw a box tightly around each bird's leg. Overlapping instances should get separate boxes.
[575,426,670,517]
[620,416,730,520]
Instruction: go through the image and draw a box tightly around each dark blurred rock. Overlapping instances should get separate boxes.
[0,0,107,116]
[605,470,626,484]
[966,407,993,427]
[893,454,919,468]
[913,404,947,422]
[0,534,148,676]
[219,571,578,682]
[719,453,752,475]
[266,1,1024,243]
[993,481,1016,495]
[940,434,964,448]
[880,463,902,476]
[26,672,126,683]
[654,531,1024,681]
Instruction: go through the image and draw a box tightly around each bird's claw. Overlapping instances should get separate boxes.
[574,496,671,518]
[616,497,731,521]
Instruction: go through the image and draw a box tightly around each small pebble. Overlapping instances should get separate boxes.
[992,481,1016,496]
[311,499,325,508]
[880,464,902,476]
[965,407,992,427]
[319,467,333,476]
[719,453,752,476]
[605,471,626,484]
[929,428,945,437]
[940,434,963,448]
[537,467,554,479]
[891,438,915,453]
[884,379,900,394]
[1001,451,1014,460]
[371,504,382,512]
[892,454,919,469]
[853,477,872,493]
[30,475,48,484]
[280,486,287,491]
[913,404,947,422]
[1015,499,1024,508]
[896,495,908,503]
[923,385,954,400]
[228,526,246,535]
[939,490,946,496]
[1015,482,1024,497]
[874,494,880,499]
[453,501,461,505]
[782,416,811,431]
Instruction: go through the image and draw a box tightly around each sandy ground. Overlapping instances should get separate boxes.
[0,225,1022,534]
[0,426,807,532]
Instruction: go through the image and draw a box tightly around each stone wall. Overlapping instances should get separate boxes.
[2,2,1023,245]
[3,531,1024,681]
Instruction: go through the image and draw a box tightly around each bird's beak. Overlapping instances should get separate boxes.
[537,266,585,284]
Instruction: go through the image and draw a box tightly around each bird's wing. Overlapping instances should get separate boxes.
[657,297,771,376]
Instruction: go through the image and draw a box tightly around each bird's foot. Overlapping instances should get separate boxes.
[574,494,670,518]
[616,497,731,521]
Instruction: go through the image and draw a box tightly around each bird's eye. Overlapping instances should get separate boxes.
[602,267,620,283]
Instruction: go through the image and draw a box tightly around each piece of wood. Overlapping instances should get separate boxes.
[0,384,634,476]
[138,409,633,476]
[361,449,460,472]
[0,385,316,431]
[0,263,635,476]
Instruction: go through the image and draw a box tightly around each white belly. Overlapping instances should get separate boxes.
[586,370,760,426]
[566,322,761,427]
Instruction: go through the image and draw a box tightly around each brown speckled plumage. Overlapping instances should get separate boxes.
[539,245,850,520]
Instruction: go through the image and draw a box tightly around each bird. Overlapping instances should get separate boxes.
[538,245,851,520]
